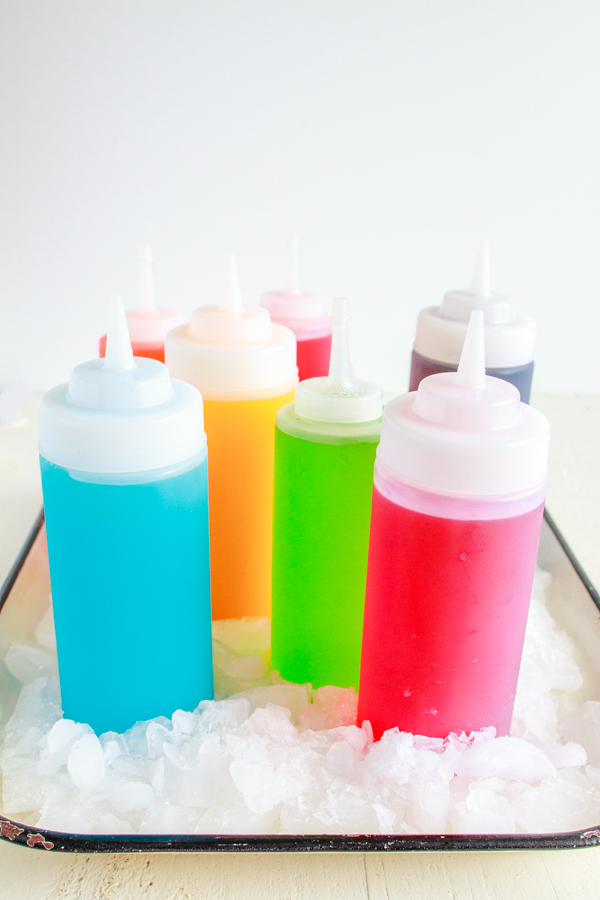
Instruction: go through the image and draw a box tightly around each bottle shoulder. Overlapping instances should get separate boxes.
[276,403,381,445]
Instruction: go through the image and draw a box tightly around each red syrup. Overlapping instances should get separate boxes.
[296,333,333,381]
[358,484,545,740]
[99,334,165,362]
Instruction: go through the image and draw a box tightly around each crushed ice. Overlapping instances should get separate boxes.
[2,569,600,835]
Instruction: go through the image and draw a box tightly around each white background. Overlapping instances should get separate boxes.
[1,0,599,394]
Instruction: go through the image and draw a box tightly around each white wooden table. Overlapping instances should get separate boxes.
[1,393,599,899]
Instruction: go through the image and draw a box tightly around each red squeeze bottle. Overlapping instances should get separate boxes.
[261,233,332,381]
[358,311,550,741]
[99,247,181,363]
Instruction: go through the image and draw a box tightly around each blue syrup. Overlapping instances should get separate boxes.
[40,452,213,736]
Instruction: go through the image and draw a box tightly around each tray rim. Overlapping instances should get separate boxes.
[1,509,600,854]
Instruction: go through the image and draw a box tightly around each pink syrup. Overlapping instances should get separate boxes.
[358,484,545,740]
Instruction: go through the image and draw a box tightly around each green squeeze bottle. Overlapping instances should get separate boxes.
[271,298,382,690]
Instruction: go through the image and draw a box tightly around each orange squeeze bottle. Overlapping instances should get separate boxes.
[165,255,297,619]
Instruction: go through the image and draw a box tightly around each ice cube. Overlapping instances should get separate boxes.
[139,802,199,834]
[511,768,600,833]
[373,802,397,833]
[35,603,57,650]
[195,799,281,835]
[407,772,450,833]
[329,725,369,756]
[46,719,92,756]
[325,740,360,781]
[456,736,556,783]
[67,734,105,792]
[4,677,62,741]
[246,705,298,744]
[236,684,309,724]
[300,686,358,730]
[1,759,49,815]
[363,730,416,786]
[230,759,280,814]
[4,640,59,684]
[171,710,196,735]
[540,741,587,769]
[559,702,600,767]
[176,734,230,808]
[450,788,516,834]
[104,780,155,813]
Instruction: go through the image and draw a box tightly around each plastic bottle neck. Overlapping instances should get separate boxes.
[294,299,382,424]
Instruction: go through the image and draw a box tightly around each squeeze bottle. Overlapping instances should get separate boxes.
[359,311,550,740]
[261,233,332,381]
[271,299,382,690]
[165,257,297,620]
[409,244,536,401]
[99,246,181,362]
[40,299,212,735]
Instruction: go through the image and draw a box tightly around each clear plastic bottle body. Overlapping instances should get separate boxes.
[409,349,534,403]
[271,405,380,690]
[40,450,213,735]
[358,462,546,740]
[202,386,296,620]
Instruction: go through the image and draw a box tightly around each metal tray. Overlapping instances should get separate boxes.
[1,510,600,853]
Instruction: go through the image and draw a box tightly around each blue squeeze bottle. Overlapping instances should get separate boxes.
[409,243,536,402]
[39,299,213,735]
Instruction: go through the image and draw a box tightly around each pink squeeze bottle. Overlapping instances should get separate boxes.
[261,233,332,381]
[358,310,550,741]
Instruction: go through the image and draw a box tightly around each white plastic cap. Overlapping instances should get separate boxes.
[261,233,332,340]
[124,246,182,345]
[165,255,297,393]
[40,298,205,473]
[413,243,535,367]
[295,298,382,424]
[379,310,549,496]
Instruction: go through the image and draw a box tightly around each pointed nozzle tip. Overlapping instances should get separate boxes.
[286,231,300,294]
[103,296,135,372]
[470,241,491,297]
[456,309,486,390]
[219,253,243,312]
[139,244,152,264]
[138,244,155,312]
[327,298,354,389]
[331,297,350,324]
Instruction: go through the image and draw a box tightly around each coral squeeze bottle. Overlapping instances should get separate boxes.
[261,233,332,381]
[99,246,181,362]
[409,244,536,401]
[166,257,297,620]
[271,299,382,690]
[40,299,213,735]
[359,311,550,740]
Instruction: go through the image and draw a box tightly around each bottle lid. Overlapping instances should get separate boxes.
[413,243,535,368]
[261,233,332,340]
[40,298,205,473]
[165,255,297,393]
[379,310,549,496]
[295,298,382,424]
[124,246,182,345]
